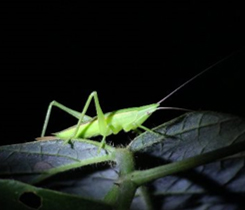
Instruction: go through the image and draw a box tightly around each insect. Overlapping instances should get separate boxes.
[39,53,236,149]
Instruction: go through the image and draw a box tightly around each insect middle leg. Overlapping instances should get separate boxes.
[72,91,108,138]
[63,91,109,147]
[73,91,111,149]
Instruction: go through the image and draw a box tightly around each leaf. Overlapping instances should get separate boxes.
[2,111,245,209]
[129,111,245,209]
[43,165,119,200]
[129,111,245,158]
[146,156,245,210]
[0,139,112,183]
[0,178,112,210]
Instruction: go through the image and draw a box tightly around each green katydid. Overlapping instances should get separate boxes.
[39,53,235,148]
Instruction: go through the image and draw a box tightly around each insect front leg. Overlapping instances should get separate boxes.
[124,121,165,137]
[138,124,175,140]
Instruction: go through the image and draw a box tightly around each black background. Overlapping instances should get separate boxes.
[1,2,245,146]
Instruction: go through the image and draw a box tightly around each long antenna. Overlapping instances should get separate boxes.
[158,51,238,104]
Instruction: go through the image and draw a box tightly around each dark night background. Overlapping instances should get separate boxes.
[1,2,245,146]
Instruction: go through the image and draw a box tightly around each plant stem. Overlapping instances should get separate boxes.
[104,148,137,210]
[130,140,245,186]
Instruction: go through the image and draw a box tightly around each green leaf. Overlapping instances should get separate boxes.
[0,178,112,210]
[0,139,113,183]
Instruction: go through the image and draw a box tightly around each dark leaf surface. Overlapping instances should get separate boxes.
[0,139,110,183]
[129,111,245,209]
[129,111,245,156]
[43,165,119,200]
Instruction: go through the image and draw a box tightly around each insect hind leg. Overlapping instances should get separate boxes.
[41,100,83,137]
